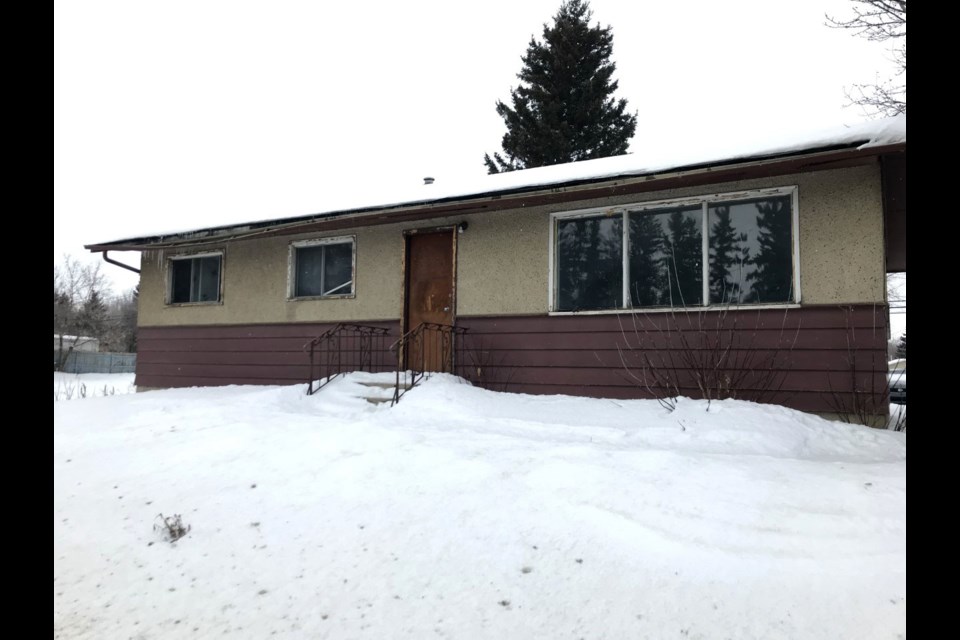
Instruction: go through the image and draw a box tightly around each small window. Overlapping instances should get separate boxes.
[291,237,355,298]
[169,254,222,304]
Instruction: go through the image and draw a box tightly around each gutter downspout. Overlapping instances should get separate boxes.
[101,251,140,274]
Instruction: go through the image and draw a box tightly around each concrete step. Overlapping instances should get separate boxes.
[358,380,408,389]
[358,380,413,391]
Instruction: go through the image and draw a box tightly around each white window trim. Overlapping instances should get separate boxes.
[287,235,357,300]
[548,186,801,315]
[165,250,224,306]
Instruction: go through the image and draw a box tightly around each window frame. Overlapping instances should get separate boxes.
[165,250,224,306]
[287,235,357,301]
[548,186,801,314]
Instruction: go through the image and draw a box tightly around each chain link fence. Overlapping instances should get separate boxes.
[54,351,137,374]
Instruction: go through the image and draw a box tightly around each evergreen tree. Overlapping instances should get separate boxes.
[895,332,906,359]
[77,289,108,343]
[483,0,637,173]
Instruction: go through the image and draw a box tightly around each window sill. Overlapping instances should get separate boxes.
[548,303,802,316]
[165,300,223,307]
[287,294,356,301]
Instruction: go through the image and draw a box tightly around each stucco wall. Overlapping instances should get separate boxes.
[138,164,884,326]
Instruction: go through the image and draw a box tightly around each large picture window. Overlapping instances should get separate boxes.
[290,237,355,299]
[168,253,222,304]
[552,188,797,312]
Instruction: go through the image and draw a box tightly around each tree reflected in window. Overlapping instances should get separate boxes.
[554,190,795,311]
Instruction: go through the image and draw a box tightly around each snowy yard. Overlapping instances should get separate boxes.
[54,372,136,401]
[54,374,905,639]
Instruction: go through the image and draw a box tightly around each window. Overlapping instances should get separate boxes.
[290,237,355,298]
[168,253,222,304]
[551,187,798,311]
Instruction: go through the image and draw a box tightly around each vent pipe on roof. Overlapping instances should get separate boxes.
[423,177,435,185]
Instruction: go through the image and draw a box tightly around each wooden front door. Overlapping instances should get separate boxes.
[404,230,455,372]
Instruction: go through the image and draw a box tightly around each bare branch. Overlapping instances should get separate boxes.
[826,1,906,41]
[826,1,906,116]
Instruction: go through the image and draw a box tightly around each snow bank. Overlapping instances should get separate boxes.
[54,374,905,639]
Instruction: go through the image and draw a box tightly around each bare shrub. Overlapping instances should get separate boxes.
[617,303,799,412]
[154,513,191,542]
[462,336,518,392]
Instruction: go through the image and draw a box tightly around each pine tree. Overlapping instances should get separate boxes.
[895,332,906,359]
[77,289,108,343]
[483,0,637,174]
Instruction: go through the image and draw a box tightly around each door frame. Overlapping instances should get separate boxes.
[400,225,459,338]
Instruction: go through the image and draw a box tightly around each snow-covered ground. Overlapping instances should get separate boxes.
[54,372,136,401]
[54,373,906,639]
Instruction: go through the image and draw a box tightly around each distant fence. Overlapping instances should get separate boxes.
[54,351,137,374]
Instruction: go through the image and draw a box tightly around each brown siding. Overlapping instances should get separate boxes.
[136,305,888,415]
[457,306,888,414]
[136,321,399,387]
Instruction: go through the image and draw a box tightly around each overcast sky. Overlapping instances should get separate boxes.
[54,0,904,334]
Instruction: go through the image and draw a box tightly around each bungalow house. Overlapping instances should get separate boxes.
[86,116,906,422]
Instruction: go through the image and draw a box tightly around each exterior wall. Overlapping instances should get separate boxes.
[133,163,889,421]
[138,164,885,327]
[134,305,888,416]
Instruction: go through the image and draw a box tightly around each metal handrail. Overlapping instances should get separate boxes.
[304,323,391,394]
[389,322,468,405]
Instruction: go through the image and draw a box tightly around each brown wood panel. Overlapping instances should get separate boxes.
[139,321,397,341]
[464,347,887,372]
[138,337,319,353]
[135,304,888,415]
[136,314,886,358]
[138,363,313,380]
[136,374,298,387]
[143,350,326,366]
[457,364,882,390]
[461,305,887,332]
[458,328,884,352]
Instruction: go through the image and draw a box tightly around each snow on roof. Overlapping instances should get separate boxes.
[90,115,905,246]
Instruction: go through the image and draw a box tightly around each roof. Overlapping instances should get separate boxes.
[87,115,905,251]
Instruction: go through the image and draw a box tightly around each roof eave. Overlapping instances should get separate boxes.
[85,140,906,253]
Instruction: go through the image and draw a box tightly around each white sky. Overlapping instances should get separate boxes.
[54,0,904,334]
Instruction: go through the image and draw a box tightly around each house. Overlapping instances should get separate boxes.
[86,116,906,422]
